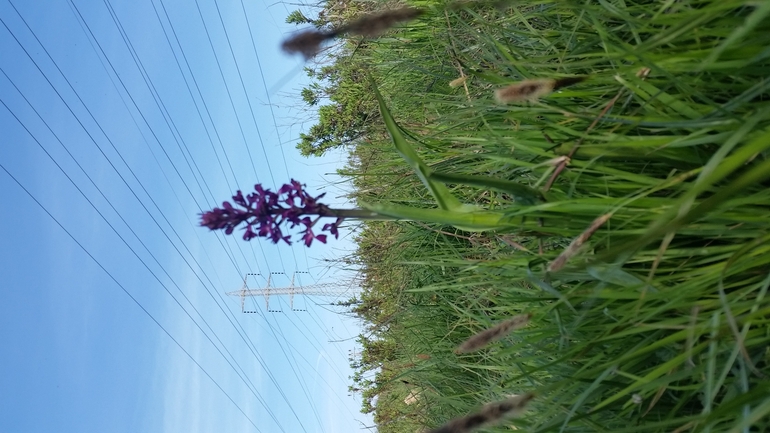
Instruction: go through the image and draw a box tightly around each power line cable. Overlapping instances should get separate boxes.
[101,0,216,209]
[101,0,269,285]
[244,272,330,433]
[7,0,248,299]
[239,0,313,271]
[2,7,309,430]
[64,0,259,279]
[58,5,315,426]
[71,4,337,427]
[5,3,362,430]
[0,87,287,432]
[189,4,335,426]
[0,162,263,433]
[189,0,259,188]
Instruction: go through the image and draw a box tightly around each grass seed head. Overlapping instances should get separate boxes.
[495,79,554,103]
[548,213,612,272]
[427,393,534,433]
[281,29,336,59]
[455,314,532,354]
[495,77,586,103]
[282,7,422,59]
[552,76,587,89]
[449,76,468,88]
[338,7,424,38]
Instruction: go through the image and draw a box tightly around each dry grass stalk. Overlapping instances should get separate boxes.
[542,156,570,167]
[455,314,532,354]
[427,393,534,433]
[548,213,612,272]
[544,87,621,191]
[337,7,424,38]
[497,235,531,252]
[494,76,586,103]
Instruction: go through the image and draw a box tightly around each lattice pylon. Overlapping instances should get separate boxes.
[228,273,353,312]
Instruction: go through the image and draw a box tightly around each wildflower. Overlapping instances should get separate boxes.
[200,180,343,247]
[455,314,532,354]
[495,76,586,103]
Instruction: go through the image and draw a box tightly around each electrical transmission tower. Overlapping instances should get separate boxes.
[228,272,353,313]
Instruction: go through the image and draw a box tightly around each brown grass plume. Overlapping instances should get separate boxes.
[281,7,423,59]
[548,213,612,272]
[427,393,534,433]
[455,314,532,354]
[337,7,424,38]
[449,76,468,88]
[495,76,586,103]
[280,29,337,59]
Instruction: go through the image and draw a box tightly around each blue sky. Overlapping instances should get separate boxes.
[0,0,371,432]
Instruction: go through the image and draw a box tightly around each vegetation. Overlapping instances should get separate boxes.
[288,0,770,431]
[297,62,378,156]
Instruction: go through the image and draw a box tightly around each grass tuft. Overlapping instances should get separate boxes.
[303,0,770,431]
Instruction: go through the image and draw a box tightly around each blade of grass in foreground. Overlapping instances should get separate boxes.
[371,76,468,212]
[429,171,544,205]
[335,1,770,432]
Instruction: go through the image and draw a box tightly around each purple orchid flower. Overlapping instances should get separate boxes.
[200,180,343,247]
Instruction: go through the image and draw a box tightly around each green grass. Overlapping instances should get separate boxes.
[318,0,770,431]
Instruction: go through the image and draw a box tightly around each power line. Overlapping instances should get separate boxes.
[190,0,260,189]
[0,85,287,432]
[0,162,263,433]
[1,6,310,430]
[150,0,238,195]
[187,3,336,427]
[100,0,272,298]
[61,4,321,429]
[101,0,217,209]
[72,5,335,429]
[242,294,360,418]
[2,1,366,430]
[149,0,275,277]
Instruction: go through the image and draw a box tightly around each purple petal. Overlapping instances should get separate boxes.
[232,190,246,206]
[243,225,256,241]
[303,230,315,247]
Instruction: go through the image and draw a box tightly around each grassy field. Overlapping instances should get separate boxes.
[294,0,770,431]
